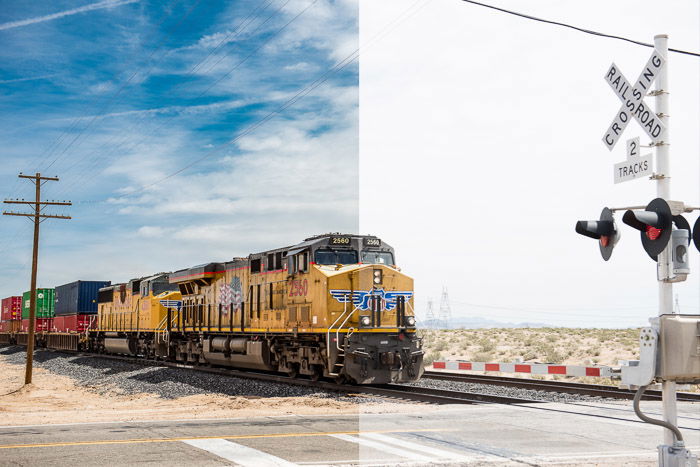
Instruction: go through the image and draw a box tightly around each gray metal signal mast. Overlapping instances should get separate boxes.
[575,35,700,467]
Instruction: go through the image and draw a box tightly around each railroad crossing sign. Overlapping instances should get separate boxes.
[602,50,666,151]
[613,137,653,184]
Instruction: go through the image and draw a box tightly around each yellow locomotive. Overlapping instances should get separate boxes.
[95,234,423,384]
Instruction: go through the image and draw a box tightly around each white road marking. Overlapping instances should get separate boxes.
[360,432,473,461]
[330,434,433,462]
[184,438,298,466]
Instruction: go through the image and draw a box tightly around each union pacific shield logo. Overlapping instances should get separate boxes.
[329,289,412,311]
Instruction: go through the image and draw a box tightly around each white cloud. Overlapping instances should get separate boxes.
[284,62,316,72]
[0,0,139,31]
[62,99,249,121]
[136,226,167,238]
[0,74,59,84]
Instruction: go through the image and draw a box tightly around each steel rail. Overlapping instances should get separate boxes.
[117,356,538,406]
[423,370,700,402]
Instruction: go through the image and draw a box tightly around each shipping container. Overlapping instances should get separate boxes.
[1,296,22,321]
[0,320,20,333]
[55,280,111,316]
[52,314,97,333]
[22,289,55,319]
[21,318,53,332]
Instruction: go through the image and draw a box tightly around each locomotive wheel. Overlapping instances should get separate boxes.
[286,363,299,379]
[310,365,322,382]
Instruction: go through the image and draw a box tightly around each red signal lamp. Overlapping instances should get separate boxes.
[622,198,673,260]
[645,226,662,241]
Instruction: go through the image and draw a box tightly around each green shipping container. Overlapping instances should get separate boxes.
[22,289,55,319]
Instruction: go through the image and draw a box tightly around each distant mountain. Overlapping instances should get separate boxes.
[419,316,550,329]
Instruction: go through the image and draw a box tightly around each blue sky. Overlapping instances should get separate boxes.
[0,0,358,294]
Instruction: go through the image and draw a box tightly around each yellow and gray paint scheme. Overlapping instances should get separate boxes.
[95,234,423,384]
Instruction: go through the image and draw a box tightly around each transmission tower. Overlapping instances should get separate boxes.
[438,287,452,329]
[425,298,435,328]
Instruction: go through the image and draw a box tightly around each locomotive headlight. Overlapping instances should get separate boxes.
[406,316,416,327]
[360,316,371,326]
[373,269,382,285]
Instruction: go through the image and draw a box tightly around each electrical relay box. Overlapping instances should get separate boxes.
[658,314,700,384]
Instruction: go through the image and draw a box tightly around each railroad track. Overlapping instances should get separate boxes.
[6,347,535,406]
[423,370,700,402]
[3,345,698,406]
[148,359,538,406]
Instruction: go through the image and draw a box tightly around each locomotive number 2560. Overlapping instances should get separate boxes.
[289,279,308,297]
[330,236,350,245]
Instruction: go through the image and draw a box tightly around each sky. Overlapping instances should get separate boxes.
[360,0,700,327]
[0,0,358,290]
[1,0,698,328]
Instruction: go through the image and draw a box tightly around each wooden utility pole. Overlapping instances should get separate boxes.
[3,173,71,385]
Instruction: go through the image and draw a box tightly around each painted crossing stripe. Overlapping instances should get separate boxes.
[433,361,614,378]
[184,438,298,466]
[330,434,432,462]
[331,433,481,464]
[361,432,473,462]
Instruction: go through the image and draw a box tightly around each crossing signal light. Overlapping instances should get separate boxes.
[575,207,619,261]
[693,216,700,253]
[622,198,672,260]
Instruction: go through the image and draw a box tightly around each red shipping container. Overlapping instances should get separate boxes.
[51,314,97,333]
[1,296,22,321]
[21,318,53,332]
[0,320,20,333]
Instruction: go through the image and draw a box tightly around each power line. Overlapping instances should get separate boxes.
[79,0,432,203]
[40,0,204,173]
[26,0,180,174]
[460,0,700,58]
[51,0,290,199]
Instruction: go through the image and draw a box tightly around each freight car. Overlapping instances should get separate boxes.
[0,234,424,385]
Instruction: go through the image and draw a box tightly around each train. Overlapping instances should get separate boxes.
[0,233,424,384]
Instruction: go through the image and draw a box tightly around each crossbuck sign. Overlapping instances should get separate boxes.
[602,50,666,151]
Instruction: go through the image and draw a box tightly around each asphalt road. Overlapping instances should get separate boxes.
[1,401,699,466]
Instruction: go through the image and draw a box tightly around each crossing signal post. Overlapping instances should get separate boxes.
[576,35,700,466]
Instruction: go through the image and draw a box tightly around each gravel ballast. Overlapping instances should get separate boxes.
[1,345,627,405]
[409,375,629,405]
[0,346,355,401]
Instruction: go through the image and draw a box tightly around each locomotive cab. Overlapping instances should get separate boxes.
[287,234,423,384]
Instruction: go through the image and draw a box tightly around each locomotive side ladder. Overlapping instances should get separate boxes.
[327,295,358,377]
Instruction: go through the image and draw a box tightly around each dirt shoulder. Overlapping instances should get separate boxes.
[0,349,406,426]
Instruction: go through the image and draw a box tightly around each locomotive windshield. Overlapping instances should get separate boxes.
[314,249,358,265]
[360,251,394,265]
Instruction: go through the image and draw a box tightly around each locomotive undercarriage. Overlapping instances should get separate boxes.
[5,329,424,384]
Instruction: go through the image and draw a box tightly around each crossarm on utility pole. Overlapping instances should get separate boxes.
[18,174,59,181]
[3,200,72,206]
[2,212,72,219]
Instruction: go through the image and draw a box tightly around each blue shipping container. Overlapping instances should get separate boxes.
[54,280,111,316]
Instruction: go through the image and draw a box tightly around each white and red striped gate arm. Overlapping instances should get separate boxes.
[432,361,614,378]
